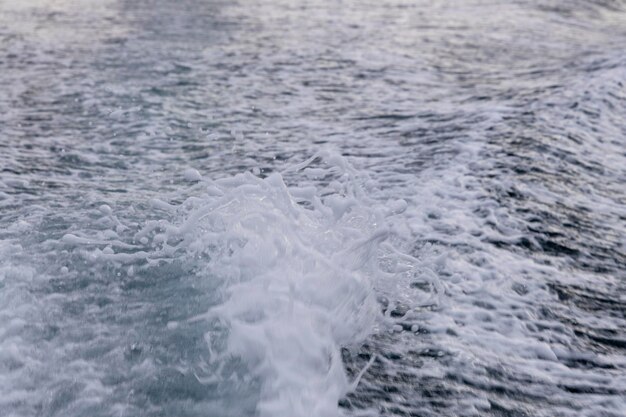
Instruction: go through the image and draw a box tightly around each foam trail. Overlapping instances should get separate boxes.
[118,152,410,417]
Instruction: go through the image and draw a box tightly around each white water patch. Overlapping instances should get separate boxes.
[177,156,408,417]
[358,137,626,416]
[40,151,413,417]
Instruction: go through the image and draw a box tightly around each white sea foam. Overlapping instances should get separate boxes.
[29,151,412,417]
[2,1,625,415]
[166,152,406,417]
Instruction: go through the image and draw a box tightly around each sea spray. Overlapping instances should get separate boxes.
[56,151,415,416]
[183,153,409,417]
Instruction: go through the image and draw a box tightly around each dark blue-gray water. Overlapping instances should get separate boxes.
[1,1,625,416]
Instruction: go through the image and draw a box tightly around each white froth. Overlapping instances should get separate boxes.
[183,168,202,182]
[166,154,401,417]
[31,152,405,417]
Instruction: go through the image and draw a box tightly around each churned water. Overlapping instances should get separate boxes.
[1,1,625,416]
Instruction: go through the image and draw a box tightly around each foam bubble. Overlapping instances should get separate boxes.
[183,168,202,182]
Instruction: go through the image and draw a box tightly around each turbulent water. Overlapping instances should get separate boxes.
[1,0,625,416]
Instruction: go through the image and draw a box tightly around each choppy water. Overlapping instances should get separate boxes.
[1,1,625,416]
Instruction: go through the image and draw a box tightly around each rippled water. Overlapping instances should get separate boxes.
[1,1,625,416]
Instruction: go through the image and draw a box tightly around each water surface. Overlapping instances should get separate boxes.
[1,1,625,416]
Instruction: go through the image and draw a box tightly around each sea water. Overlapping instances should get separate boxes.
[1,1,625,416]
